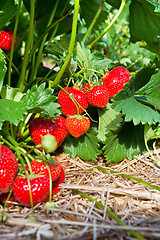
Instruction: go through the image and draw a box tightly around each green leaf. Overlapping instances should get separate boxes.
[45,37,70,56]
[112,96,160,125]
[129,0,160,54]
[112,64,160,125]
[135,71,160,110]
[76,42,91,70]
[0,99,26,129]
[1,86,24,101]
[21,83,60,118]
[63,129,101,161]
[103,122,146,163]
[144,123,156,143]
[0,51,7,93]
[97,104,123,141]
[0,0,17,28]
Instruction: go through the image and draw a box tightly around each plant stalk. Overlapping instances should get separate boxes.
[17,0,35,92]
[50,0,80,88]
[89,0,127,48]
[82,0,105,44]
[8,0,22,86]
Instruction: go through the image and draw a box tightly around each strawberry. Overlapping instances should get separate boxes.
[26,158,61,181]
[29,116,67,150]
[44,166,65,199]
[86,85,109,107]
[0,145,18,194]
[65,115,90,138]
[81,83,91,94]
[13,175,50,207]
[58,87,88,116]
[52,166,65,195]
[102,66,131,98]
[0,29,17,52]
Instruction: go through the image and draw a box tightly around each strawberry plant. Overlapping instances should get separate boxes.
[0,0,160,210]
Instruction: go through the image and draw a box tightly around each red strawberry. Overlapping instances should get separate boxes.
[102,66,131,98]
[65,115,90,138]
[81,83,91,94]
[29,116,67,150]
[0,29,17,52]
[58,87,88,116]
[26,158,61,181]
[0,145,18,194]
[13,175,50,207]
[86,85,109,107]
[52,166,65,195]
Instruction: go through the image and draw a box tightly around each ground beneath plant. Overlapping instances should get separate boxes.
[0,149,160,240]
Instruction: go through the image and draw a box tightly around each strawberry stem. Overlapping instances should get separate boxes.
[82,0,105,44]
[89,0,127,48]
[17,0,35,92]
[7,0,22,87]
[50,0,80,88]
[28,0,60,86]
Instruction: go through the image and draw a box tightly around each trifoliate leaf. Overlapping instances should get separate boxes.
[112,64,160,125]
[103,122,146,163]
[63,129,101,161]
[0,99,26,129]
[97,104,123,141]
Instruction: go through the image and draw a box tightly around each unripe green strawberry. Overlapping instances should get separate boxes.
[41,134,58,153]
[65,115,90,138]
[29,116,67,151]
[102,66,131,98]
[0,145,18,194]
[0,29,17,52]
[58,87,88,116]
[86,85,109,107]
[13,175,50,207]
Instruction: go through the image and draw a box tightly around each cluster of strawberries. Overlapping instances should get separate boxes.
[0,29,131,207]
[0,145,65,207]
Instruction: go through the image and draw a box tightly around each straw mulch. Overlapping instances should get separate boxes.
[0,150,160,240]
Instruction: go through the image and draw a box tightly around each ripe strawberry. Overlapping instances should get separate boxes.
[52,166,65,195]
[81,83,91,94]
[0,145,18,194]
[58,87,88,116]
[13,175,50,207]
[86,85,109,107]
[44,166,65,199]
[29,116,67,150]
[65,115,90,138]
[0,29,17,52]
[102,66,131,98]
[26,158,61,181]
